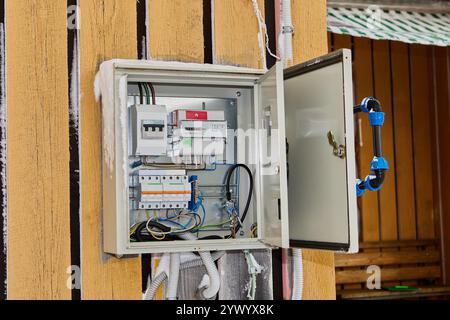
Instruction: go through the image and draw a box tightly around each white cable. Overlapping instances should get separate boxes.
[251,0,280,69]
[166,253,181,300]
[143,251,225,300]
[156,220,221,300]
[278,0,294,67]
[291,248,304,300]
[144,272,166,301]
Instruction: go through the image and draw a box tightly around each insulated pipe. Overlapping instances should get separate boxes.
[291,249,304,300]
[143,253,170,301]
[144,251,225,300]
[177,233,220,300]
[278,0,293,67]
[144,272,166,301]
[166,253,181,300]
[155,220,221,300]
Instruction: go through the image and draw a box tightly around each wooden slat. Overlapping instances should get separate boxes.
[332,34,361,292]
[391,41,417,241]
[79,0,141,300]
[373,40,398,242]
[292,0,336,300]
[433,46,450,285]
[360,240,438,249]
[148,0,203,62]
[327,32,333,52]
[353,38,380,243]
[335,250,440,267]
[410,44,436,240]
[147,0,205,299]
[6,0,71,300]
[332,34,351,50]
[292,0,328,65]
[339,286,450,300]
[213,0,271,300]
[336,266,441,284]
[213,0,265,68]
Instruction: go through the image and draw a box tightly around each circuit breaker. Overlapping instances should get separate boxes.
[98,49,358,256]
[130,105,167,156]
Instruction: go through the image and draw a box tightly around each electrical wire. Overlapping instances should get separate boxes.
[225,164,254,235]
[251,0,280,68]
[142,83,151,104]
[137,83,144,104]
[147,82,157,105]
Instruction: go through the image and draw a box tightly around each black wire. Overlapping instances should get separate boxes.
[137,83,144,104]
[133,220,174,242]
[132,217,225,243]
[225,164,253,234]
[142,83,151,104]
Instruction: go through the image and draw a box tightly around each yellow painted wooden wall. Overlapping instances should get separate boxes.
[5,0,334,299]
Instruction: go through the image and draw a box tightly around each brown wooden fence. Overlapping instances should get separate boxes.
[330,33,450,294]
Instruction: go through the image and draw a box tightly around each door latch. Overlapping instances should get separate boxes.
[327,131,346,159]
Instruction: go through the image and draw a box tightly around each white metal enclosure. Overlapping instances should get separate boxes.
[97,49,358,255]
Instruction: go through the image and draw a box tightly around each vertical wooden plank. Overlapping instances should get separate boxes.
[0,0,7,300]
[214,0,265,68]
[6,0,71,299]
[353,38,379,244]
[148,0,204,63]
[292,0,328,65]
[147,0,206,299]
[333,34,351,50]
[433,46,450,284]
[410,44,436,240]
[79,0,141,300]
[213,0,273,300]
[391,41,416,241]
[373,40,398,242]
[372,41,398,287]
[333,34,362,292]
[327,32,333,52]
[391,41,418,287]
[292,0,335,300]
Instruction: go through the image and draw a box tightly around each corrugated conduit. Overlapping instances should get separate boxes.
[291,248,304,300]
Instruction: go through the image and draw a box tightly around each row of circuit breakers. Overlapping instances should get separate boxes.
[130,107,227,211]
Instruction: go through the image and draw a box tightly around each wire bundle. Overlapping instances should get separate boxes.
[137,82,156,105]
[131,164,254,242]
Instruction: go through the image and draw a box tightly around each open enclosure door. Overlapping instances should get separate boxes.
[257,62,289,248]
[284,49,358,253]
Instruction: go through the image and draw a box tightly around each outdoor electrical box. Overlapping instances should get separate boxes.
[97,49,358,256]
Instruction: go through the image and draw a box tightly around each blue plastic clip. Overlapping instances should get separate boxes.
[360,96,375,113]
[369,111,385,126]
[356,179,366,197]
[371,156,389,171]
